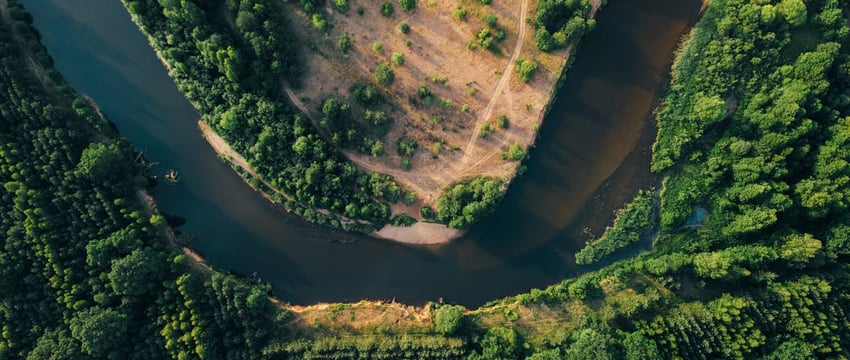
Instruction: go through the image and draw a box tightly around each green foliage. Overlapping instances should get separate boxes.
[77,142,126,179]
[70,307,128,359]
[399,0,416,13]
[311,13,330,32]
[504,143,525,161]
[454,7,467,21]
[391,51,405,66]
[399,21,410,33]
[396,137,418,157]
[437,177,504,228]
[433,305,465,335]
[483,14,498,27]
[108,248,162,296]
[38,0,850,359]
[375,62,395,86]
[351,84,382,105]
[496,115,509,129]
[391,214,417,226]
[0,9,283,359]
[371,40,384,53]
[402,191,417,205]
[123,0,397,231]
[515,59,538,83]
[469,326,521,360]
[575,190,655,265]
[420,205,437,219]
[337,33,352,53]
[534,0,593,51]
[479,123,494,138]
[334,0,349,13]
[381,1,394,17]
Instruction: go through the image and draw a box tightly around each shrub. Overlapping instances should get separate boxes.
[399,0,416,12]
[402,191,418,205]
[506,143,524,161]
[420,206,437,219]
[337,33,352,53]
[351,84,382,105]
[515,59,538,83]
[484,14,498,27]
[454,7,467,21]
[397,137,419,156]
[392,214,417,226]
[334,0,349,13]
[381,1,394,16]
[391,52,405,66]
[311,13,329,31]
[417,85,433,101]
[496,115,509,129]
[371,41,384,54]
[401,159,412,171]
[479,123,494,138]
[399,21,410,33]
[433,305,465,335]
[375,63,395,86]
[437,177,505,228]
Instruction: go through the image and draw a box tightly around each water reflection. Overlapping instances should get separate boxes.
[24,0,700,306]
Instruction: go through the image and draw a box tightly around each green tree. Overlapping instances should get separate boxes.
[335,0,349,13]
[391,52,405,66]
[375,63,395,86]
[77,142,125,179]
[399,0,415,12]
[108,248,162,296]
[69,307,128,359]
[515,59,538,83]
[338,33,352,53]
[433,305,464,335]
[381,1,394,16]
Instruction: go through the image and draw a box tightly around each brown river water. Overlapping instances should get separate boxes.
[23,0,700,306]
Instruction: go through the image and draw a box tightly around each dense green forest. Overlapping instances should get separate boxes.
[0,2,284,359]
[4,0,850,358]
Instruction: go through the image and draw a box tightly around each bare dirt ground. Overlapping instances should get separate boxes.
[281,0,602,208]
[283,300,434,336]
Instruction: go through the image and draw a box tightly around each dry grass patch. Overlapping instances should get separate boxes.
[279,0,597,211]
[283,300,435,336]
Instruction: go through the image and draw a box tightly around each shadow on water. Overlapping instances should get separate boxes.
[24,0,701,306]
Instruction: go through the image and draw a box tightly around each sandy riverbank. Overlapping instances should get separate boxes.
[199,120,462,244]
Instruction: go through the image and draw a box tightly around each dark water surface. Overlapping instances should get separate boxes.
[24,0,700,306]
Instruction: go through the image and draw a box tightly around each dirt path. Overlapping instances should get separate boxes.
[460,0,529,161]
[199,121,259,178]
[284,85,313,118]
[456,0,604,178]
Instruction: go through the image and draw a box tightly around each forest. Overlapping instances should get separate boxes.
[3,0,850,358]
[123,0,401,231]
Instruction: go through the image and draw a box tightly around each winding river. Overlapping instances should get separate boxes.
[23,0,700,306]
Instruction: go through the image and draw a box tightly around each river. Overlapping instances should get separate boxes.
[23,0,700,306]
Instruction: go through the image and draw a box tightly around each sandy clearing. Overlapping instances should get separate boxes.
[372,222,464,245]
[280,0,604,218]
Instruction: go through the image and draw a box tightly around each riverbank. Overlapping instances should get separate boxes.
[281,0,605,213]
[199,120,464,244]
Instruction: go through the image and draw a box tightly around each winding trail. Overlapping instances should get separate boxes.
[459,0,529,163]
[457,0,603,178]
